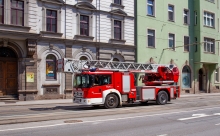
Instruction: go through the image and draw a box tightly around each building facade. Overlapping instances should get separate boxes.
[136,0,220,94]
[0,0,135,100]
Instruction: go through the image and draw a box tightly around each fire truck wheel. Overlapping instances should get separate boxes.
[104,94,119,109]
[156,91,168,105]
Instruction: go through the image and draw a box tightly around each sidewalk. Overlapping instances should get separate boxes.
[0,99,73,106]
[180,92,220,97]
[1,93,220,106]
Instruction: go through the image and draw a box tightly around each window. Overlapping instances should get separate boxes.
[113,58,119,62]
[93,75,112,86]
[46,10,57,32]
[114,0,121,5]
[215,68,219,82]
[183,9,189,24]
[168,5,174,21]
[204,11,214,27]
[114,20,121,40]
[147,29,155,47]
[46,54,56,80]
[195,11,197,25]
[182,66,191,88]
[184,36,189,51]
[0,0,3,24]
[207,0,215,3]
[80,15,89,36]
[11,0,24,26]
[204,38,215,53]
[79,56,88,60]
[147,0,154,16]
[195,37,197,52]
[169,33,175,50]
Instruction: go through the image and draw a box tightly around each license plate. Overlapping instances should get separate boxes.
[74,98,80,103]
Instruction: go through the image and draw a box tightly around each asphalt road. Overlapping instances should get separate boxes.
[1,95,220,125]
[0,104,220,136]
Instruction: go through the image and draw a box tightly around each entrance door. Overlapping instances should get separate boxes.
[0,60,18,96]
[0,47,18,96]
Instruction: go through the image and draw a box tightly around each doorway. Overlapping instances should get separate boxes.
[0,47,18,96]
[199,68,206,92]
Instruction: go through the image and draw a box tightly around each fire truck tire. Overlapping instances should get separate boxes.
[104,94,119,109]
[156,91,168,105]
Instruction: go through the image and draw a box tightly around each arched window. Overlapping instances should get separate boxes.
[113,58,119,62]
[46,54,56,79]
[182,65,191,88]
[80,56,88,60]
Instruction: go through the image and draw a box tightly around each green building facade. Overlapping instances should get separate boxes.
[136,0,220,94]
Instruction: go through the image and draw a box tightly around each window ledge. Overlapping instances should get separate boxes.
[203,52,215,54]
[168,48,176,52]
[42,84,60,87]
[111,3,125,9]
[168,20,175,22]
[183,23,190,26]
[206,0,215,3]
[18,90,38,93]
[203,25,215,29]
[74,35,94,41]
[0,24,31,31]
[40,31,63,37]
[147,14,155,17]
[147,46,156,49]
[109,38,126,44]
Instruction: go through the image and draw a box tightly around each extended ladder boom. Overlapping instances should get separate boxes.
[57,58,176,73]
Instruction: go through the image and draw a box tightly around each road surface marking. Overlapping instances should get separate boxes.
[215,123,220,125]
[157,134,168,136]
[178,113,220,121]
[0,107,220,132]
[178,113,211,121]
[0,124,66,132]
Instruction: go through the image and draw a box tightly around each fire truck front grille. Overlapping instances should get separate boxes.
[74,91,84,97]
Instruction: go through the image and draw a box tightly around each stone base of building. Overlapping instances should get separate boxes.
[64,89,73,99]
[18,90,73,101]
[18,90,38,101]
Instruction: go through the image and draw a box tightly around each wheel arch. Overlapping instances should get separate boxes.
[102,89,122,106]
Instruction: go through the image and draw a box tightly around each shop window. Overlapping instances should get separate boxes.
[46,54,56,80]
[182,65,191,88]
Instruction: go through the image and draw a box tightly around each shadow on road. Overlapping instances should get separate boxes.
[29,101,172,111]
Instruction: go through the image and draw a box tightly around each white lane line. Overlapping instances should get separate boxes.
[0,124,66,132]
[157,134,168,136]
[216,123,220,125]
[1,106,220,132]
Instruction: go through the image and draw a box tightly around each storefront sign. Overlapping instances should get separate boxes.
[26,72,34,82]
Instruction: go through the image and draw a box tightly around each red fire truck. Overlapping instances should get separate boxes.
[57,58,180,109]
